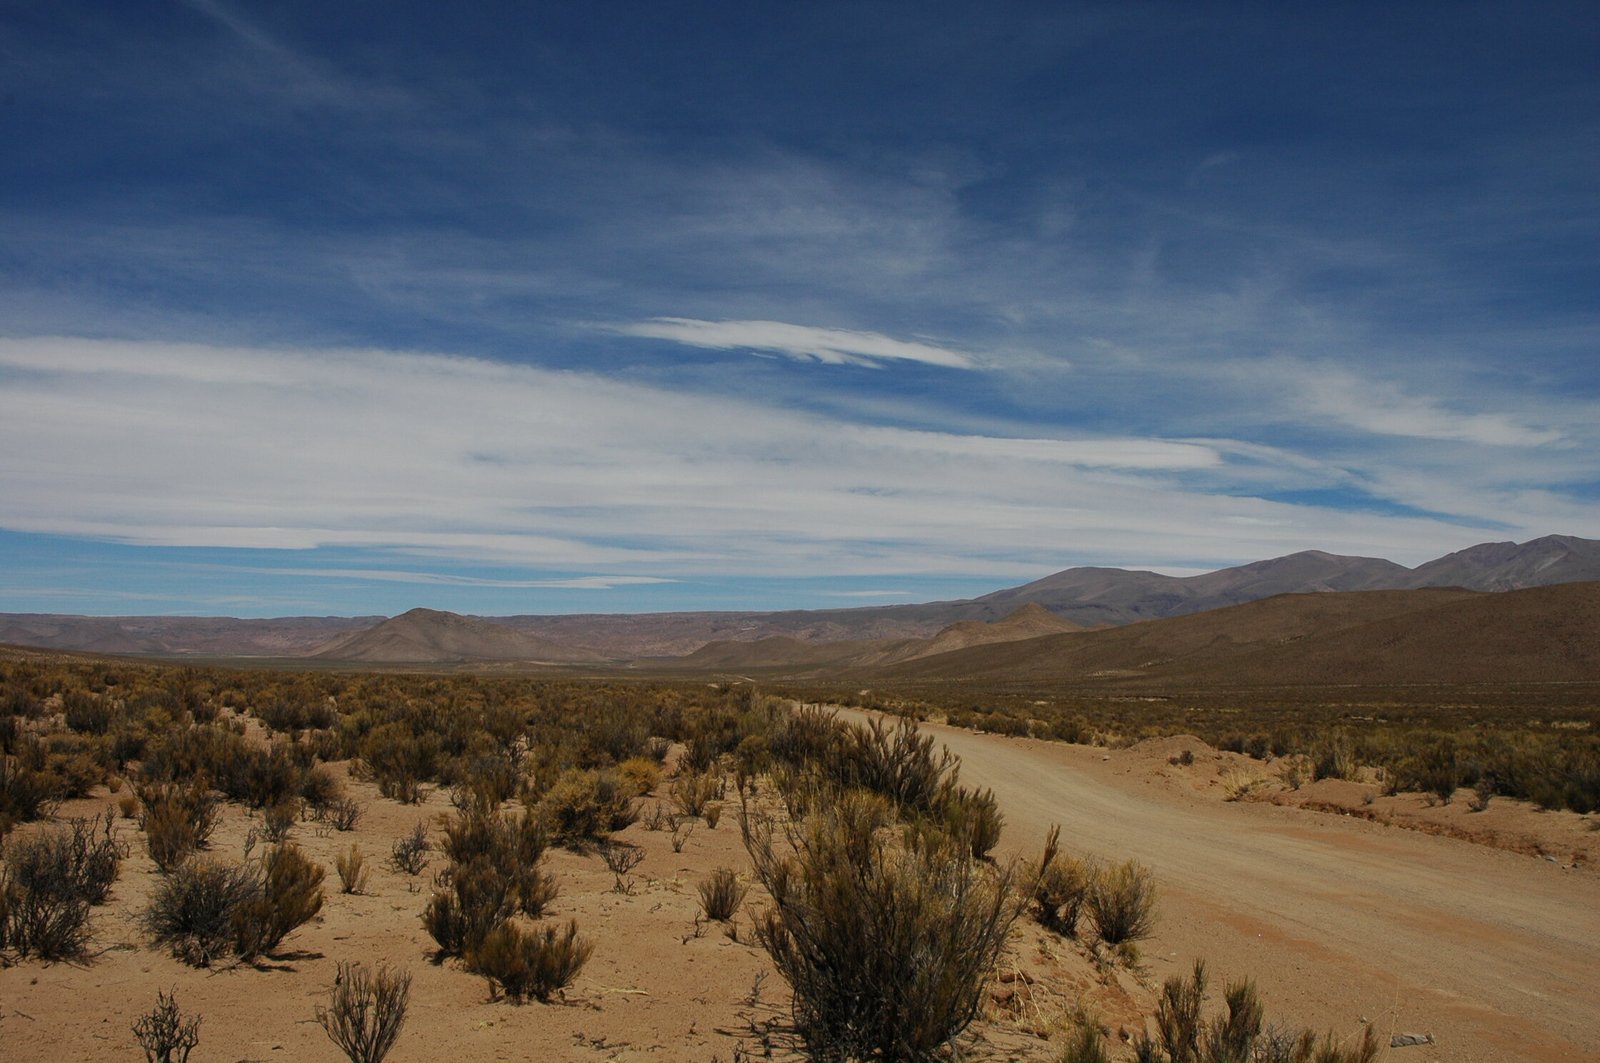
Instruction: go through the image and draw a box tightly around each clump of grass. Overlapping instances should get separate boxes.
[335,844,370,894]
[317,961,411,1063]
[698,867,748,922]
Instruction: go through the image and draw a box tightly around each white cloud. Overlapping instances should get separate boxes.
[1261,358,1563,447]
[0,337,1588,579]
[615,318,978,369]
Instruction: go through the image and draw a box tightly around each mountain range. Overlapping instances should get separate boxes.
[1,534,1596,664]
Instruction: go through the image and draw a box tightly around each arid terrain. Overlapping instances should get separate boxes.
[4,699,1594,1063]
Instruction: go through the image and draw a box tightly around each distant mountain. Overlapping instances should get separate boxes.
[1403,534,1600,591]
[877,582,1600,688]
[310,608,609,664]
[0,614,379,657]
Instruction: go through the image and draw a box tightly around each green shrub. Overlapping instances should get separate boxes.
[744,800,1020,1063]
[466,919,592,1003]
[317,961,411,1063]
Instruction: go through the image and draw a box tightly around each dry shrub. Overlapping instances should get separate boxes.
[327,797,364,832]
[617,755,661,796]
[389,823,430,875]
[1134,961,1379,1063]
[131,988,201,1063]
[142,859,259,967]
[1030,827,1090,937]
[534,767,637,841]
[698,867,748,921]
[317,961,411,1063]
[1,752,62,832]
[232,843,324,959]
[262,799,298,843]
[0,812,122,959]
[744,795,1020,1062]
[1087,859,1157,947]
[138,781,219,872]
[670,769,721,817]
[466,919,592,1003]
[423,858,518,959]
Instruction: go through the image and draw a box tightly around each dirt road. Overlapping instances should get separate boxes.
[841,711,1598,1063]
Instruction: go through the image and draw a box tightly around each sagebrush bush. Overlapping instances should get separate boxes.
[466,919,592,1003]
[131,988,201,1063]
[317,961,411,1063]
[744,798,1020,1063]
[698,867,748,922]
[1087,859,1157,947]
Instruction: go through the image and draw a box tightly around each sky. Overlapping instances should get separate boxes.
[1,1,1597,617]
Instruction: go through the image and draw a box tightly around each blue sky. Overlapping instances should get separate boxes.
[1,1,1596,617]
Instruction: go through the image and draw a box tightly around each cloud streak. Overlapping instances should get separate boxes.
[616,318,979,369]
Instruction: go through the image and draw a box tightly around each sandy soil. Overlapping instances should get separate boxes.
[1,751,1126,1062]
[839,712,1599,1063]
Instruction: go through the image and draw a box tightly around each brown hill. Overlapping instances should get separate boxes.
[668,603,1084,673]
[877,582,1600,687]
[312,608,608,664]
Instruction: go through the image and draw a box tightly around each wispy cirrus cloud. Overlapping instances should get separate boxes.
[615,318,979,369]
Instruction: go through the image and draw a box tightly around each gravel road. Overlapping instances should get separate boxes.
[840,710,1599,1063]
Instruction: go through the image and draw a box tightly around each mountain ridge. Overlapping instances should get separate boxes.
[2,534,1596,661]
